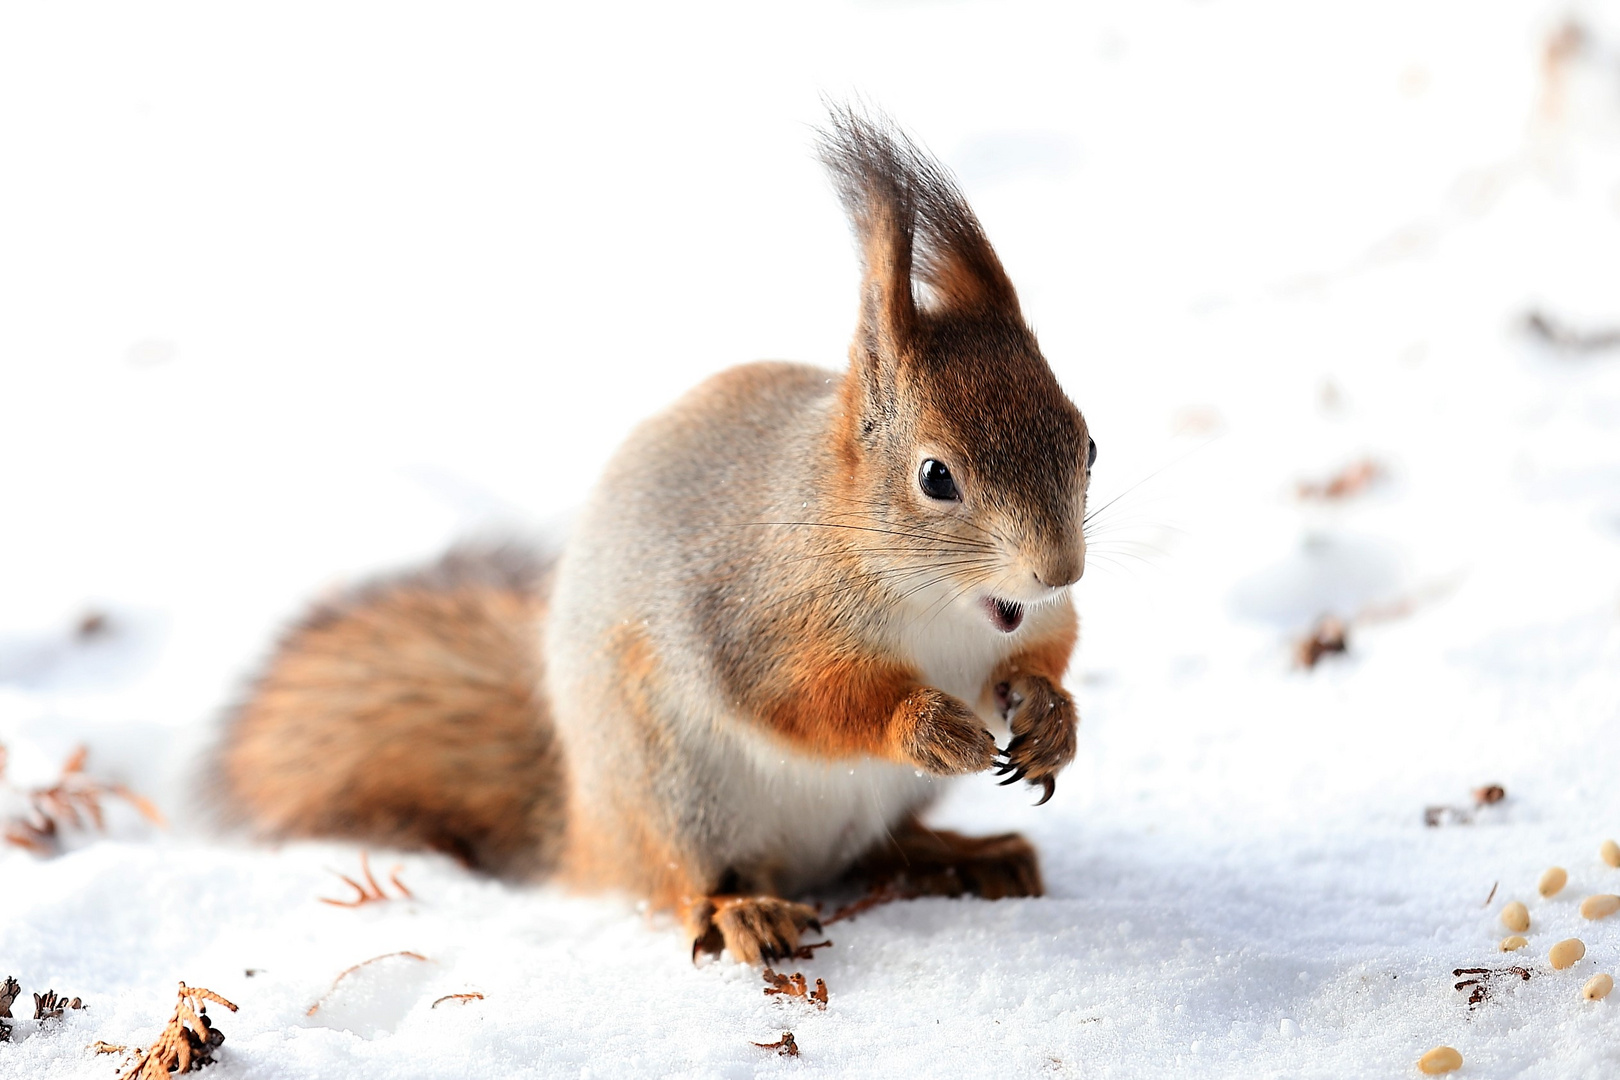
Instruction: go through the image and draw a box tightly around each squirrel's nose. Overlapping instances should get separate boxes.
[1033,546,1084,589]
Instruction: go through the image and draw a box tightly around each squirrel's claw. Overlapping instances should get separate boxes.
[997,767,1028,787]
[1034,776,1056,806]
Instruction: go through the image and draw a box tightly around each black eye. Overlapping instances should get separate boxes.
[918,459,960,501]
[1087,438,1098,469]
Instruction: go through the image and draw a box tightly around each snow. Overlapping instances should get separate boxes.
[3,0,1620,1076]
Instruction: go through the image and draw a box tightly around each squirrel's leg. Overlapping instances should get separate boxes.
[851,815,1043,899]
[989,639,1080,804]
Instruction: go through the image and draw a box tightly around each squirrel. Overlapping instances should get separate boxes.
[216,106,1096,965]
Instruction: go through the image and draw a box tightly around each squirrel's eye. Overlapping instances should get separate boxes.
[918,459,960,501]
[1087,438,1098,469]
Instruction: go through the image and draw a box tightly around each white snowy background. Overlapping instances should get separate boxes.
[3,0,1620,1076]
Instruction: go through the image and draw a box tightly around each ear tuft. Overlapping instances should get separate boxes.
[817,103,1020,326]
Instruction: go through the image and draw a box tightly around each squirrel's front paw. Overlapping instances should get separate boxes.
[688,896,823,965]
[994,674,1078,804]
[895,687,997,775]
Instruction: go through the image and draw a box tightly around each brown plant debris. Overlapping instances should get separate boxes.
[115,982,237,1079]
[306,952,430,1016]
[752,1031,800,1057]
[0,975,16,1043]
[1473,784,1506,807]
[824,882,918,926]
[1296,459,1387,501]
[1424,805,1473,828]
[1483,881,1499,908]
[762,967,829,1010]
[788,939,834,961]
[1525,310,1620,354]
[33,990,85,1021]
[1,742,166,855]
[1453,966,1531,1011]
[430,993,485,1008]
[1295,616,1349,669]
[91,1040,134,1055]
[319,850,413,907]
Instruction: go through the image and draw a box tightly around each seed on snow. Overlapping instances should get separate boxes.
[1539,867,1568,897]
[1582,973,1613,1001]
[1417,1046,1463,1075]
[1579,894,1620,920]
[1500,901,1530,932]
[1550,938,1586,970]
[1602,839,1620,869]
[1499,935,1528,952]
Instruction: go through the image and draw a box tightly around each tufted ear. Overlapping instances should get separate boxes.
[818,105,1023,433]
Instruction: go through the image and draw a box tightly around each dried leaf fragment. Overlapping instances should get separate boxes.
[1,742,165,856]
[1295,616,1348,669]
[1296,459,1386,501]
[752,1031,799,1057]
[115,982,237,1080]
[33,990,85,1021]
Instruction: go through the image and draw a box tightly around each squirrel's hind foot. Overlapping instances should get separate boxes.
[854,820,1044,900]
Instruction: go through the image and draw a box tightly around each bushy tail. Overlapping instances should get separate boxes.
[212,545,565,878]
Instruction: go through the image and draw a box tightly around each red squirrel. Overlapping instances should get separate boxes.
[218,106,1095,964]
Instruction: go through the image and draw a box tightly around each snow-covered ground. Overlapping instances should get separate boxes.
[4,1,1620,1076]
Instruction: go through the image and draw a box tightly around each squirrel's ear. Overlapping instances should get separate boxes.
[819,104,1021,341]
[818,104,919,403]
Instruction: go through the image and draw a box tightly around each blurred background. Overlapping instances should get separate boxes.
[3,1,1620,1074]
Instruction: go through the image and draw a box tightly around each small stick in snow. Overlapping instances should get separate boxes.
[430,993,485,1008]
[824,882,917,925]
[1452,966,1531,1010]
[752,1031,800,1057]
[787,939,834,961]
[306,952,430,1016]
[319,851,412,907]
[1525,310,1620,354]
[1483,881,1498,907]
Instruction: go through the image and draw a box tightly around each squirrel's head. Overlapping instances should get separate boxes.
[819,106,1093,633]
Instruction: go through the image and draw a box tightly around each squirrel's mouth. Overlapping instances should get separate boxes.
[984,597,1025,633]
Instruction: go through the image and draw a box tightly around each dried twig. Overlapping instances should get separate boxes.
[824,882,916,926]
[1296,459,1386,501]
[1526,310,1620,354]
[116,982,237,1080]
[430,992,485,1008]
[1453,966,1531,1011]
[1,742,165,855]
[306,952,430,1016]
[787,939,834,961]
[752,1031,800,1057]
[319,851,412,907]
[1483,881,1499,908]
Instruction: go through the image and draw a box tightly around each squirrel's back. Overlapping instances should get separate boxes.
[215,547,565,877]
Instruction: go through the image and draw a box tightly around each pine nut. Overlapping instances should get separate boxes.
[1500,901,1530,932]
[1579,894,1620,920]
[1602,839,1620,869]
[1583,973,1613,1001]
[1418,1046,1463,1074]
[1539,867,1568,897]
[1550,938,1586,970]
[1499,935,1528,952]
